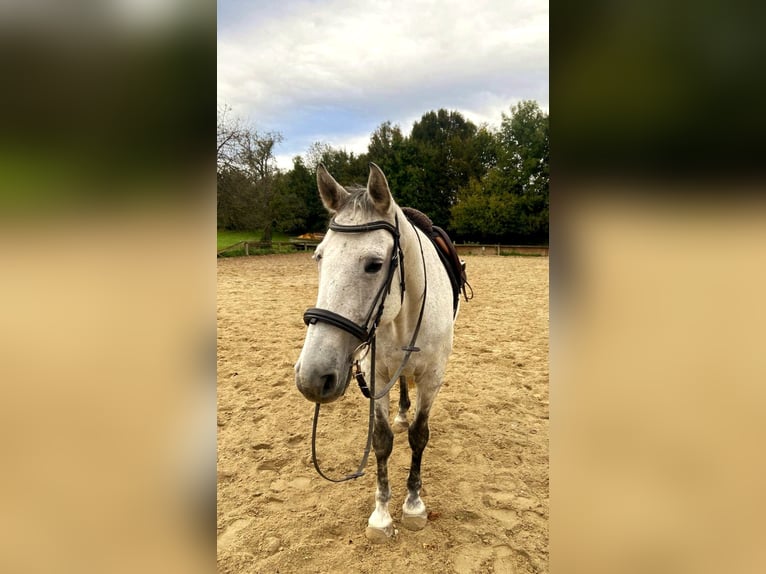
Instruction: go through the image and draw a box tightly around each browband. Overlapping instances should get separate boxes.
[328,219,399,237]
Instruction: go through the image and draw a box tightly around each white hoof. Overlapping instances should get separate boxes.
[401,508,428,531]
[392,418,409,433]
[365,525,394,543]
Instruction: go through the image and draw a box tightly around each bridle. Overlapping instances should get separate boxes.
[304,214,406,350]
[302,212,428,482]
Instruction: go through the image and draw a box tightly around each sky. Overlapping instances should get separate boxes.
[218,0,548,170]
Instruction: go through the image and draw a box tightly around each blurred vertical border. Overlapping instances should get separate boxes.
[0,1,215,572]
[551,1,766,573]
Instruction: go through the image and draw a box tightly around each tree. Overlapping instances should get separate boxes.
[216,104,291,236]
[368,121,406,170]
[450,101,549,244]
[217,104,243,170]
[406,109,487,229]
[222,101,549,243]
[217,105,253,230]
[280,155,326,233]
[237,129,284,241]
[498,100,549,197]
[303,141,332,172]
[366,121,415,206]
[217,163,252,230]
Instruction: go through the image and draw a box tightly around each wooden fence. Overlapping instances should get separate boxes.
[218,240,548,257]
[217,241,295,257]
[454,244,548,256]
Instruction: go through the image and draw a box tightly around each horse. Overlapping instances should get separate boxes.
[294,162,458,542]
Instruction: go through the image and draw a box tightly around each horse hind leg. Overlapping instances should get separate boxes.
[365,398,395,543]
[392,376,410,433]
[401,406,432,531]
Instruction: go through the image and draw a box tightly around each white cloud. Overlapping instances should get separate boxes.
[218,0,548,168]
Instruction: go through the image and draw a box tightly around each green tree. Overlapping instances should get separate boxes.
[451,101,549,244]
[367,121,406,174]
[406,109,486,229]
[304,142,368,187]
[498,100,549,197]
[280,155,326,233]
[217,164,255,230]
[366,121,415,206]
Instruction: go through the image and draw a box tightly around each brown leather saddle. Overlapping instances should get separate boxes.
[401,207,473,315]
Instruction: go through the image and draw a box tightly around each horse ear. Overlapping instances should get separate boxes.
[367,162,392,213]
[316,164,349,213]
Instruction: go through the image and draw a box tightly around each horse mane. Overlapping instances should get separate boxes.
[336,186,384,218]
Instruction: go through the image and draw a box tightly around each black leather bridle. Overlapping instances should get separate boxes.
[303,214,406,350]
[302,213,428,482]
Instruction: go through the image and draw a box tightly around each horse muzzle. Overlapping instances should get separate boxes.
[294,360,351,404]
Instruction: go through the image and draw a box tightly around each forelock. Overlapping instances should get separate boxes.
[335,186,377,218]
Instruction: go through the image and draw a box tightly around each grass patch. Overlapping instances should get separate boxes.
[218,244,296,257]
[217,230,291,252]
[217,229,296,257]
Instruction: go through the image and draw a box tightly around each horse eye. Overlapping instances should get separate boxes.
[364,260,383,274]
[314,252,322,262]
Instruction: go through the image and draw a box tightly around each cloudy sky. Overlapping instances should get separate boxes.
[218,0,548,169]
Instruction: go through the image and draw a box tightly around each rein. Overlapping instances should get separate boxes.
[303,214,428,482]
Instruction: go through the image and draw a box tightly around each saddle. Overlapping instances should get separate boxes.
[401,207,473,315]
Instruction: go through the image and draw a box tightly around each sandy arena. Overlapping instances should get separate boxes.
[217,253,549,573]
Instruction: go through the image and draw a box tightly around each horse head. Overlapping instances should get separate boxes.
[294,163,403,404]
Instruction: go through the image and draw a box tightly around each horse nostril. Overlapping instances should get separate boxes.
[320,373,337,396]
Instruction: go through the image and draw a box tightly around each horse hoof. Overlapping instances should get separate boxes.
[365,525,394,543]
[401,510,428,531]
[392,419,409,433]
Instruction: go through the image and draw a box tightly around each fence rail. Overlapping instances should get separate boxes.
[217,241,298,256]
[218,240,548,257]
[454,244,548,256]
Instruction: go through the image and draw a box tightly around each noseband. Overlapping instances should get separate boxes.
[302,213,428,482]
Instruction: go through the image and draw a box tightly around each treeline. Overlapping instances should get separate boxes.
[217,101,548,244]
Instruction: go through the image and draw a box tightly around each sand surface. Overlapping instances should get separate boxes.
[217,253,549,573]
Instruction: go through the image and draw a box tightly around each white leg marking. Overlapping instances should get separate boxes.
[365,505,394,543]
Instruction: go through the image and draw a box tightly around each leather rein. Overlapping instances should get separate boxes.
[303,213,428,482]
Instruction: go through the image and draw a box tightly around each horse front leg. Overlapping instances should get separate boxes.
[365,396,395,543]
[401,382,439,531]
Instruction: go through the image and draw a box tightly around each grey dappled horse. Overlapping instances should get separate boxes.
[294,163,457,542]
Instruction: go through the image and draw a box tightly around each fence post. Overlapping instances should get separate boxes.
[245,242,249,256]
[496,244,500,255]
